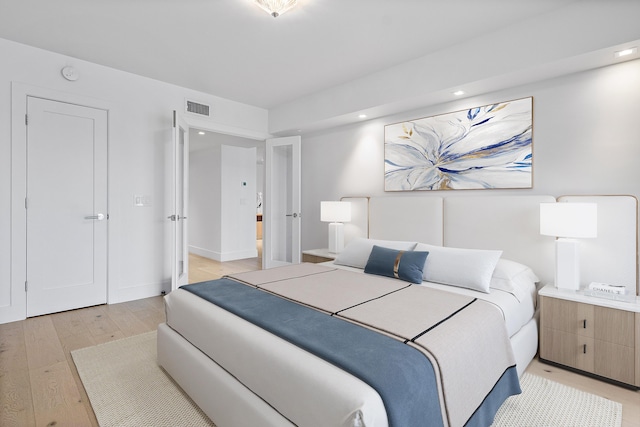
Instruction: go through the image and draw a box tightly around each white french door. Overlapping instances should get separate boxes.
[263,136,301,269]
[26,97,108,317]
[170,111,189,291]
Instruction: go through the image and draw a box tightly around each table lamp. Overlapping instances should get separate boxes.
[540,202,597,290]
[321,201,351,253]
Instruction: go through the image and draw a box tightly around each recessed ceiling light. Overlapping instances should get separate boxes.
[614,47,637,58]
[198,131,205,135]
[453,90,465,96]
[358,114,367,119]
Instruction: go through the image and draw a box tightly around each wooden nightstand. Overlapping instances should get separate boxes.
[301,248,337,264]
[539,284,640,388]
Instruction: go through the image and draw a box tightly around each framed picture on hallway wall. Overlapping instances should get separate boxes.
[384,97,533,191]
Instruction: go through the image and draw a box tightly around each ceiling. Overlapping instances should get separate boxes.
[1,0,638,134]
[0,0,582,109]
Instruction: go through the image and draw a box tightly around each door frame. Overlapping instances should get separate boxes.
[6,82,113,323]
[170,111,189,291]
[263,136,302,269]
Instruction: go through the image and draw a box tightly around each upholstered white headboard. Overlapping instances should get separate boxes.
[341,195,638,295]
[369,197,443,245]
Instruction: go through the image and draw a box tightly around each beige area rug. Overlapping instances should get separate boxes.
[491,373,622,427]
[72,331,215,427]
[72,331,622,427]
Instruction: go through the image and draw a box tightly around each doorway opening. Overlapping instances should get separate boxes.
[187,128,264,283]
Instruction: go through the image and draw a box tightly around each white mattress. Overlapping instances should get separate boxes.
[323,261,535,338]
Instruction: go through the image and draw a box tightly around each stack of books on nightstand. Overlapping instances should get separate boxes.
[583,282,638,302]
[588,282,627,295]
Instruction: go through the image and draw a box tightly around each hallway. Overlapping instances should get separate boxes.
[188,241,262,284]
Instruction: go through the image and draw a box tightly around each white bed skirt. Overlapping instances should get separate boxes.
[159,288,390,427]
[158,323,296,427]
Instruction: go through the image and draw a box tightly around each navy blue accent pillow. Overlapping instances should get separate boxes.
[364,245,429,284]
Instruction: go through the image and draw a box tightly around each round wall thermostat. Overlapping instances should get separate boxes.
[61,66,79,81]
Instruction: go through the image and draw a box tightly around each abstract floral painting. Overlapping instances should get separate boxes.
[384,97,532,191]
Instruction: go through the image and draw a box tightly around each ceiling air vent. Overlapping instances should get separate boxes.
[185,99,210,117]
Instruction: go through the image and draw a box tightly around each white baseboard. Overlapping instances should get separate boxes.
[219,249,258,262]
[108,280,169,305]
[189,245,257,262]
[189,245,220,261]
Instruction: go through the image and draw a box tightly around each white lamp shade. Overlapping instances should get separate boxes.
[321,201,351,223]
[540,202,597,238]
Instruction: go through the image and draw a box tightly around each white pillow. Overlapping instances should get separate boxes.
[490,258,539,302]
[334,238,418,269]
[415,243,502,293]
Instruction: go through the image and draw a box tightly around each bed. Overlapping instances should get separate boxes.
[157,195,637,427]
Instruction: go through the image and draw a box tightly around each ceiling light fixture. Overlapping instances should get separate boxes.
[198,131,205,135]
[453,90,465,96]
[358,114,367,119]
[614,47,637,58]
[254,0,297,18]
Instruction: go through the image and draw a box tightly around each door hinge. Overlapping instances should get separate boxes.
[25,197,28,209]
[25,114,28,126]
[25,280,28,292]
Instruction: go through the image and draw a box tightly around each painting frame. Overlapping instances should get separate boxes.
[384,97,533,191]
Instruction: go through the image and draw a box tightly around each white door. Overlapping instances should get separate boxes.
[170,111,189,290]
[263,136,301,269]
[26,97,108,317]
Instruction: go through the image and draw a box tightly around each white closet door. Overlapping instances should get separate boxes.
[26,96,108,317]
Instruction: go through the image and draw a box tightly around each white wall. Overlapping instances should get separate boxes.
[0,38,268,323]
[189,146,222,260]
[300,59,640,253]
[221,145,258,261]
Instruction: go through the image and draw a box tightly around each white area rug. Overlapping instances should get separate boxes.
[492,372,622,427]
[72,331,622,427]
[72,331,214,427]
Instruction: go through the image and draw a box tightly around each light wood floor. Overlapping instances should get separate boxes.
[188,252,262,284]
[1,253,638,426]
[0,253,261,427]
[0,294,166,426]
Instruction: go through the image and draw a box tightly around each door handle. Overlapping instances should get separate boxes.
[167,215,187,221]
[286,213,301,218]
[85,213,105,220]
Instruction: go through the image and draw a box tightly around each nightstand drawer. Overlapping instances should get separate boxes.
[540,327,594,372]
[594,340,635,384]
[540,296,594,338]
[594,306,635,347]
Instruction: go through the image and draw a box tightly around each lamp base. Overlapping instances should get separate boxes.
[555,238,580,290]
[328,222,344,254]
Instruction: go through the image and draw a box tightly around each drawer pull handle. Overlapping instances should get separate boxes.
[582,319,587,329]
[583,344,587,354]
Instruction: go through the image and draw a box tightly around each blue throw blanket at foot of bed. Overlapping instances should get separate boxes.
[183,277,521,426]
[183,278,443,427]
